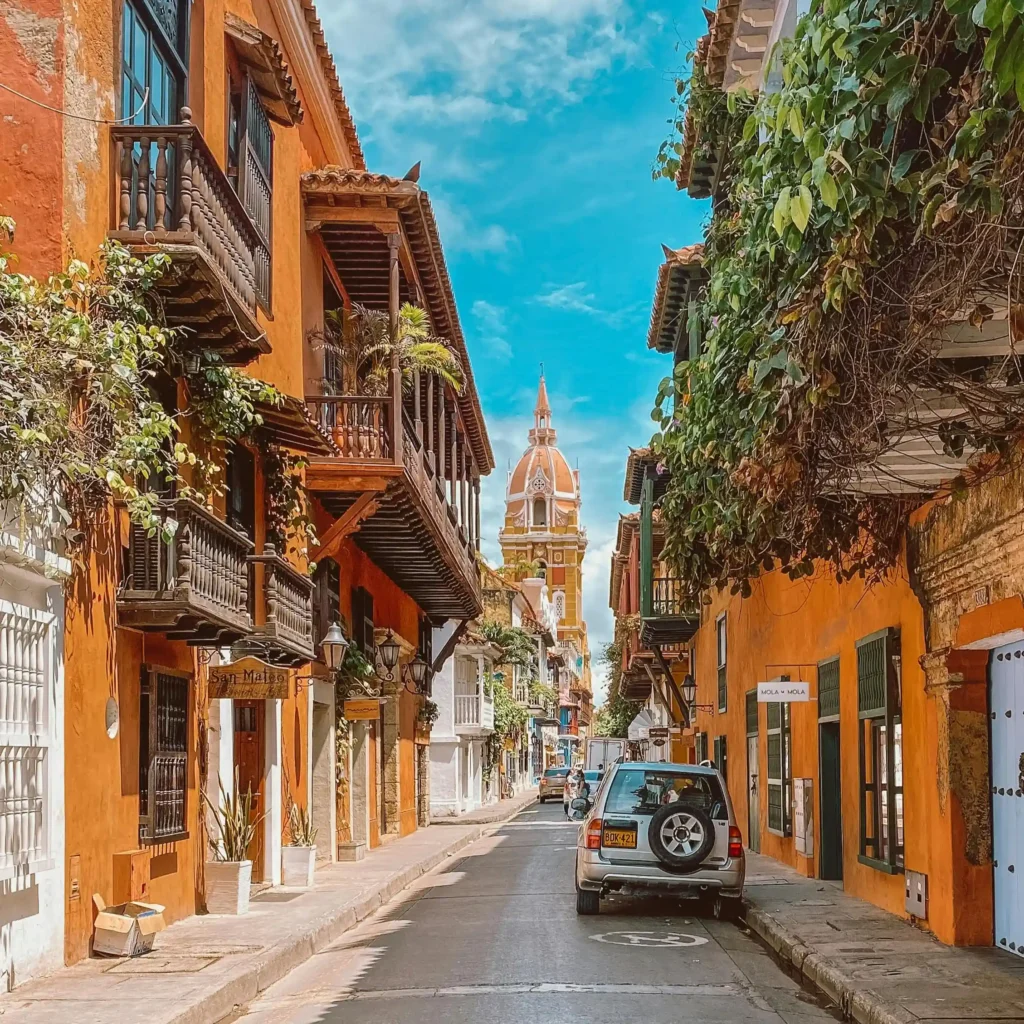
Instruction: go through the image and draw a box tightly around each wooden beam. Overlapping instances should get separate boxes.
[313,232,352,309]
[314,491,380,564]
[653,645,690,728]
[304,204,401,230]
[432,618,470,674]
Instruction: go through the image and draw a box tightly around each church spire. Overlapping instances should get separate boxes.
[529,373,557,446]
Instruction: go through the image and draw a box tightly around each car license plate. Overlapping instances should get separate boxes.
[602,827,637,849]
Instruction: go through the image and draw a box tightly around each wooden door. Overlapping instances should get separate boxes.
[818,722,844,881]
[368,720,380,849]
[233,701,265,881]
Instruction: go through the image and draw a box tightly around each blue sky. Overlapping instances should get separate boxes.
[321,1,709,701]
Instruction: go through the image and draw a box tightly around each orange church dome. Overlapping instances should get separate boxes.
[506,377,579,527]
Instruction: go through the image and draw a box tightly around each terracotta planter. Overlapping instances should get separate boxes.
[282,845,316,887]
[205,859,252,915]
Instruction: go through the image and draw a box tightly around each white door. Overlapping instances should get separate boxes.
[991,640,1024,956]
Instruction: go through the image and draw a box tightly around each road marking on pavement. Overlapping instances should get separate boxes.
[590,930,710,948]
[336,982,742,1001]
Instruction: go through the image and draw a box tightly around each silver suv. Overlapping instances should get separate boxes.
[573,761,745,919]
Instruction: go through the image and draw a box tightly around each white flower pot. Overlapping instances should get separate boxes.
[205,860,252,915]
[282,845,316,888]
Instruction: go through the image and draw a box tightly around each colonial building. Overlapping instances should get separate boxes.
[499,378,592,762]
[0,0,491,980]
[619,0,1024,956]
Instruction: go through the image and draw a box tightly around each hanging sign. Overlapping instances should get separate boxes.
[209,657,290,700]
[757,681,810,703]
[344,698,382,720]
[649,727,670,739]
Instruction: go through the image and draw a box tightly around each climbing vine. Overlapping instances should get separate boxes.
[653,0,1024,592]
[0,229,311,552]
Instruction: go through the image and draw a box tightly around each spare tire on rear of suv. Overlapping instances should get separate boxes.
[647,803,716,871]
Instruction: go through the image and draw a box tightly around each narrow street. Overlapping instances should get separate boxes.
[236,802,837,1024]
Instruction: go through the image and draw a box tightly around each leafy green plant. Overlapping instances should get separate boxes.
[528,680,557,708]
[418,698,440,726]
[0,232,306,547]
[204,770,265,862]
[315,303,463,397]
[285,803,318,847]
[593,694,643,738]
[651,0,1024,590]
[480,620,537,669]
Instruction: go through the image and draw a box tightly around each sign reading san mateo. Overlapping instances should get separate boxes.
[209,657,291,700]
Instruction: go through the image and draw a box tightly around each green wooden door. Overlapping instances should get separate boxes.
[819,722,843,880]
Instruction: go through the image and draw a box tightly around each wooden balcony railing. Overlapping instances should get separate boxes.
[651,576,698,618]
[247,545,316,665]
[306,395,393,460]
[119,498,253,642]
[110,108,265,313]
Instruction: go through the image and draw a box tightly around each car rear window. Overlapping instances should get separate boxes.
[545,768,569,777]
[604,769,726,818]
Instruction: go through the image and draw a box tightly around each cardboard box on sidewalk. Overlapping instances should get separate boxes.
[92,894,167,957]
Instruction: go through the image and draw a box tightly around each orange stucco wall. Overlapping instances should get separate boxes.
[690,554,972,944]
[0,0,363,964]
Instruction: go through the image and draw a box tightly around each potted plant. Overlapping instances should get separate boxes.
[282,804,318,887]
[204,770,263,915]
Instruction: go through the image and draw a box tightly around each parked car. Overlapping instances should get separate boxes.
[564,769,603,815]
[538,767,570,802]
[572,761,744,919]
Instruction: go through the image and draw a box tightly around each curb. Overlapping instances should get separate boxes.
[743,906,915,1024]
[430,789,539,826]
[193,804,527,1024]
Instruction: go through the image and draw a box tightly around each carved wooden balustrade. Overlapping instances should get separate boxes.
[109,109,268,362]
[247,544,316,665]
[305,395,393,461]
[118,498,253,643]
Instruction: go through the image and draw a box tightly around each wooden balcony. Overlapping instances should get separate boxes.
[109,110,269,365]
[640,574,700,646]
[246,545,316,666]
[306,391,482,619]
[118,499,253,644]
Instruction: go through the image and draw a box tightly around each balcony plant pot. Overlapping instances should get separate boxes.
[205,859,252,915]
[282,845,316,888]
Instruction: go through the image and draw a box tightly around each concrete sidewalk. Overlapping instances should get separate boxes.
[430,786,539,825]
[0,790,538,1024]
[742,851,1024,1024]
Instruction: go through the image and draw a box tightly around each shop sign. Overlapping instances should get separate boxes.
[649,727,670,739]
[344,698,382,720]
[209,657,290,700]
[757,681,810,703]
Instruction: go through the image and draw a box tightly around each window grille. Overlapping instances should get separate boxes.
[140,665,190,842]
[0,601,53,877]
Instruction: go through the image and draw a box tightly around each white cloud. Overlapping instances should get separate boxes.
[428,195,515,255]
[536,282,602,316]
[319,0,643,131]
[471,299,512,360]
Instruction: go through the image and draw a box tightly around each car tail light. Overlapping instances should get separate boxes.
[728,826,743,859]
[585,819,603,850]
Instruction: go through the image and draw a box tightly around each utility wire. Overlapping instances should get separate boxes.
[0,82,149,125]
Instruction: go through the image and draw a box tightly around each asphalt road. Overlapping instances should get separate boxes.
[236,801,839,1024]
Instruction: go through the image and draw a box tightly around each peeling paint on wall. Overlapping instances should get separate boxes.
[0,1,59,88]
[948,709,992,866]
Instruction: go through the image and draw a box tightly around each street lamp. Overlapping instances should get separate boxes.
[403,653,430,695]
[376,629,402,681]
[320,622,350,672]
[681,673,715,720]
